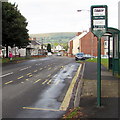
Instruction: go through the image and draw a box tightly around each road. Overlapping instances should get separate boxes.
[2,56,81,118]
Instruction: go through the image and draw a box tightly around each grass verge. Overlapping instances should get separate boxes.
[76,58,108,68]
[62,107,82,119]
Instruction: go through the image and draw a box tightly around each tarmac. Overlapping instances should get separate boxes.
[78,62,120,120]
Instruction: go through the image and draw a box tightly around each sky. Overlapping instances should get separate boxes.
[9,0,120,34]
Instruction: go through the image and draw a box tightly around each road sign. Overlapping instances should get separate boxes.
[91,5,108,107]
[91,5,108,37]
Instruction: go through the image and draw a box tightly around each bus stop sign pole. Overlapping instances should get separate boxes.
[91,5,108,107]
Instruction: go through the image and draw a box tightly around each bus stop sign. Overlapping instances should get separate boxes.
[91,5,108,37]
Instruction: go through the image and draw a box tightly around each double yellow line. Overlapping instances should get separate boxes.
[23,64,82,112]
[59,64,82,111]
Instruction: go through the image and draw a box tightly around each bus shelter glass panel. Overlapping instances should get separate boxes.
[114,34,118,58]
[110,37,113,57]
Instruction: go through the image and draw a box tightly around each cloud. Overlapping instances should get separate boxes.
[9,0,119,33]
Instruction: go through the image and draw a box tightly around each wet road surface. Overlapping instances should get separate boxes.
[2,56,80,118]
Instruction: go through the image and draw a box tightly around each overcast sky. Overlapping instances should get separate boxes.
[9,0,119,34]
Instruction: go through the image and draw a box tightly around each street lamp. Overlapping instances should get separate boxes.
[77,9,90,12]
[77,9,94,58]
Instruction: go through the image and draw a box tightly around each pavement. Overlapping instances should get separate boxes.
[78,62,120,119]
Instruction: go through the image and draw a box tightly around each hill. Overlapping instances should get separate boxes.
[29,32,76,44]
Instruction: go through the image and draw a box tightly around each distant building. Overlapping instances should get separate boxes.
[80,32,104,56]
[68,31,105,57]
[68,40,73,56]
[54,45,65,52]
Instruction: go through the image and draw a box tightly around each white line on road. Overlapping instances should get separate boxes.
[20,67,29,71]
[55,80,60,85]
[19,66,31,71]
[0,72,13,78]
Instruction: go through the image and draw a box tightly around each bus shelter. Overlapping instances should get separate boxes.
[104,27,120,76]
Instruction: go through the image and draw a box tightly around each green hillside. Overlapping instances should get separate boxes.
[29,32,76,44]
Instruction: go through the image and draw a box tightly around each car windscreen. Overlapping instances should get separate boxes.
[76,53,84,56]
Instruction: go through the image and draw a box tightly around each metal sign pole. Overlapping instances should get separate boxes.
[97,36,101,107]
[91,5,108,107]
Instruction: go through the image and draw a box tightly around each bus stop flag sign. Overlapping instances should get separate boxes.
[91,5,108,107]
[91,5,108,37]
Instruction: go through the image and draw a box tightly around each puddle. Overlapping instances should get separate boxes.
[18,63,80,118]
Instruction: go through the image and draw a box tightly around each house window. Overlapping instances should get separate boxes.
[104,41,107,46]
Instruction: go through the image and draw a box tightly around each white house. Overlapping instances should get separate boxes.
[55,45,64,51]
[72,32,87,55]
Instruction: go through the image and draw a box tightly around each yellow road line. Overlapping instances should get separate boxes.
[29,75,32,77]
[5,81,13,85]
[42,79,48,84]
[34,70,38,72]
[22,107,62,111]
[34,79,41,84]
[47,74,51,77]
[17,76,24,80]
[27,73,31,75]
[48,67,52,70]
[40,68,43,70]
[47,79,52,84]
[59,64,82,111]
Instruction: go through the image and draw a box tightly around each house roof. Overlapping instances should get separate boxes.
[77,32,88,39]
[69,31,88,43]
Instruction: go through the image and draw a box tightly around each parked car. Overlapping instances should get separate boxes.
[75,53,85,61]
[47,52,52,56]
[101,55,108,59]
[57,52,62,56]
[84,54,95,59]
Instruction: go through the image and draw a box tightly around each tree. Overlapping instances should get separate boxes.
[2,2,30,57]
[47,43,51,52]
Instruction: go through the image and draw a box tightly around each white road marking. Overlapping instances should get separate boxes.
[0,72,13,78]
[20,67,29,71]
[20,66,31,71]
[55,80,60,85]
